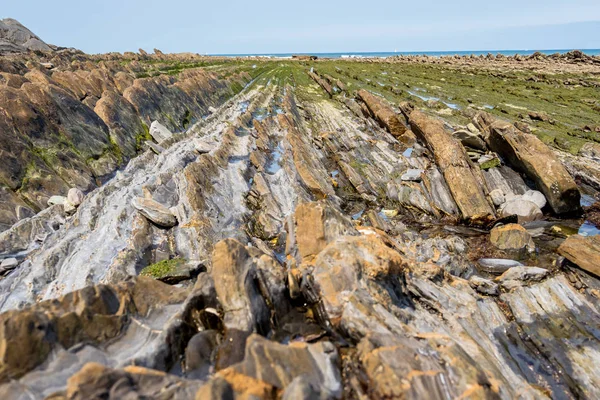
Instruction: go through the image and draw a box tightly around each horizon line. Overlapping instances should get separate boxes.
[208,48,600,56]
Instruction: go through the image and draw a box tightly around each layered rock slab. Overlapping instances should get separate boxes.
[474,112,580,214]
[408,110,495,222]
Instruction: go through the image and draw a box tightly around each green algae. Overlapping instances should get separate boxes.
[140,258,187,279]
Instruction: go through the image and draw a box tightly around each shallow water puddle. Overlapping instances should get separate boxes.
[266,143,284,174]
[578,222,600,237]
[408,90,460,110]
[239,100,250,113]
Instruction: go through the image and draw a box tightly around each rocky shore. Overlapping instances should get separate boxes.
[1,18,600,400]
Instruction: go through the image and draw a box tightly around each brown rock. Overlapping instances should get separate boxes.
[357,89,408,138]
[474,112,580,214]
[291,201,357,261]
[408,110,495,222]
[0,277,187,382]
[558,235,600,277]
[219,334,341,398]
[490,223,535,253]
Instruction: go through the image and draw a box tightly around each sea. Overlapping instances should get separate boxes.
[215,49,600,59]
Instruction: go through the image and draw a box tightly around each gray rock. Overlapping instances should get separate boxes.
[469,276,500,296]
[131,197,178,228]
[67,188,85,207]
[490,189,506,207]
[478,258,524,275]
[521,189,547,209]
[194,138,217,154]
[401,168,424,182]
[0,18,53,53]
[0,258,18,269]
[149,120,173,143]
[145,141,165,154]
[208,106,218,114]
[47,196,67,206]
[498,266,550,289]
[499,198,543,223]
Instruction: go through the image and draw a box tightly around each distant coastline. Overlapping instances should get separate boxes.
[214,49,600,59]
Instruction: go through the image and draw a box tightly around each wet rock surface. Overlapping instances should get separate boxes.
[1,28,600,399]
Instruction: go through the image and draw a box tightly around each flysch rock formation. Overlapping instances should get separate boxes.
[1,19,600,400]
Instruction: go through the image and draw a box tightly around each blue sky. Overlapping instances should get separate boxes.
[3,0,600,54]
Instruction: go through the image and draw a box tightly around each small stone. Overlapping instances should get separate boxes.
[401,169,424,182]
[381,209,399,218]
[132,197,178,228]
[478,258,523,275]
[497,266,549,289]
[67,188,85,206]
[208,106,218,114]
[194,138,217,154]
[469,276,500,296]
[521,190,547,209]
[0,258,18,269]
[490,224,535,253]
[47,196,67,206]
[149,120,173,143]
[490,189,506,207]
[64,201,77,215]
[145,141,165,154]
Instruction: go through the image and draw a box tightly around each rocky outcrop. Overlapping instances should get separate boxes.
[474,112,580,214]
[1,41,600,399]
[0,50,251,232]
[0,18,52,54]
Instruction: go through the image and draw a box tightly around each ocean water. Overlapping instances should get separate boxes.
[216,49,600,59]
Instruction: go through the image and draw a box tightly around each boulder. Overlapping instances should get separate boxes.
[558,235,600,277]
[408,110,495,222]
[149,120,173,143]
[474,112,580,214]
[490,224,535,253]
[521,189,547,209]
[499,198,543,223]
[131,197,178,228]
[67,188,85,207]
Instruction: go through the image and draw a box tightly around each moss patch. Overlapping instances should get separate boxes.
[140,258,187,279]
[480,158,501,170]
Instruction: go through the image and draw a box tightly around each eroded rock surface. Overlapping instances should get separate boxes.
[0,32,599,400]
